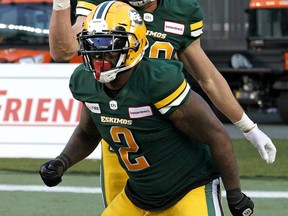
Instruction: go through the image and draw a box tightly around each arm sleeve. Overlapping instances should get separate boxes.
[69,64,96,101]
[175,0,205,47]
[148,60,191,117]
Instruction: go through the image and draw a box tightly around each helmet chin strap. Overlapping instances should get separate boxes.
[129,0,155,7]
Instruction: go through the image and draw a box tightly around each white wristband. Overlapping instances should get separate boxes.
[234,113,255,132]
[53,0,70,10]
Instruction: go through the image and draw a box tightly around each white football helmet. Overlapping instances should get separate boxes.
[77,1,148,83]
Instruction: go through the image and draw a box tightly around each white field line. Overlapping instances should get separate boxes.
[0,184,101,194]
[0,184,288,198]
[222,191,288,198]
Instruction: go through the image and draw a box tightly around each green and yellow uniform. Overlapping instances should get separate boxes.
[75,0,206,208]
[70,57,219,212]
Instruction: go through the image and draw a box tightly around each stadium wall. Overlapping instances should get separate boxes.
[0,64,101,159]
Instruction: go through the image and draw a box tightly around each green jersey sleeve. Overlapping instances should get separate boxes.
[161,0,204,40]
[69,64,100,101]
[136,57,191,117]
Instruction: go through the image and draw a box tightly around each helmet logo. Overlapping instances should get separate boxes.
[129,9,144,25]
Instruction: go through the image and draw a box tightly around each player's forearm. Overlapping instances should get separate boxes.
[60,125,101,167]
[200,65,277,164]
[210,136,241,191]
[199,71,244,123]
[198,72,258,133]
[49,8,79,61]
[179,40,245,123]
[171,92,241,190]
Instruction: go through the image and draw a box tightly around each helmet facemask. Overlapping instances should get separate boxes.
[129,0,154,7]
[78,28,140,83]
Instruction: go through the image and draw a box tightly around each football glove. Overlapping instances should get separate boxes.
[39,155,70,187]
[227,189,254,216]
[243,124,276,164]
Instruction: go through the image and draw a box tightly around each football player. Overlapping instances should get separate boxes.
[48,0,276,206]
[40,2,254,215]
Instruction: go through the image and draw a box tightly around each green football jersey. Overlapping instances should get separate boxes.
[75,0,204,59]
[70,57,218,209]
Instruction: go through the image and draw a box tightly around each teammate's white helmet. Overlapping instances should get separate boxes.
[77,1,148,83]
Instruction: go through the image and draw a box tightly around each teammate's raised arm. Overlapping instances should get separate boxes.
[49,0,85,61]
[177,38,276,164]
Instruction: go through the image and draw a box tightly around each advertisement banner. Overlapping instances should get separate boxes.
[0,64,101,159]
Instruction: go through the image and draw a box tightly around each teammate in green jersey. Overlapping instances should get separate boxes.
[39,2,254,215]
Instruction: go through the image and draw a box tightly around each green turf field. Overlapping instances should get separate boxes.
[0,139,287,215]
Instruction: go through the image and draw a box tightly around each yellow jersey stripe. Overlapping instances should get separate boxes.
[155,80,187,109]
[158,83,190,115]
[190,20,203,31]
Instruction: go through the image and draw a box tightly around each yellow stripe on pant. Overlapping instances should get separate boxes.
[101,140,128,207]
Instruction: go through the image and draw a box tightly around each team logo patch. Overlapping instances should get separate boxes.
[143,13,153,22]
[164,21,185,35]
[129,106,153,119]
[109,100,118,110]
[85,102,101,114]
